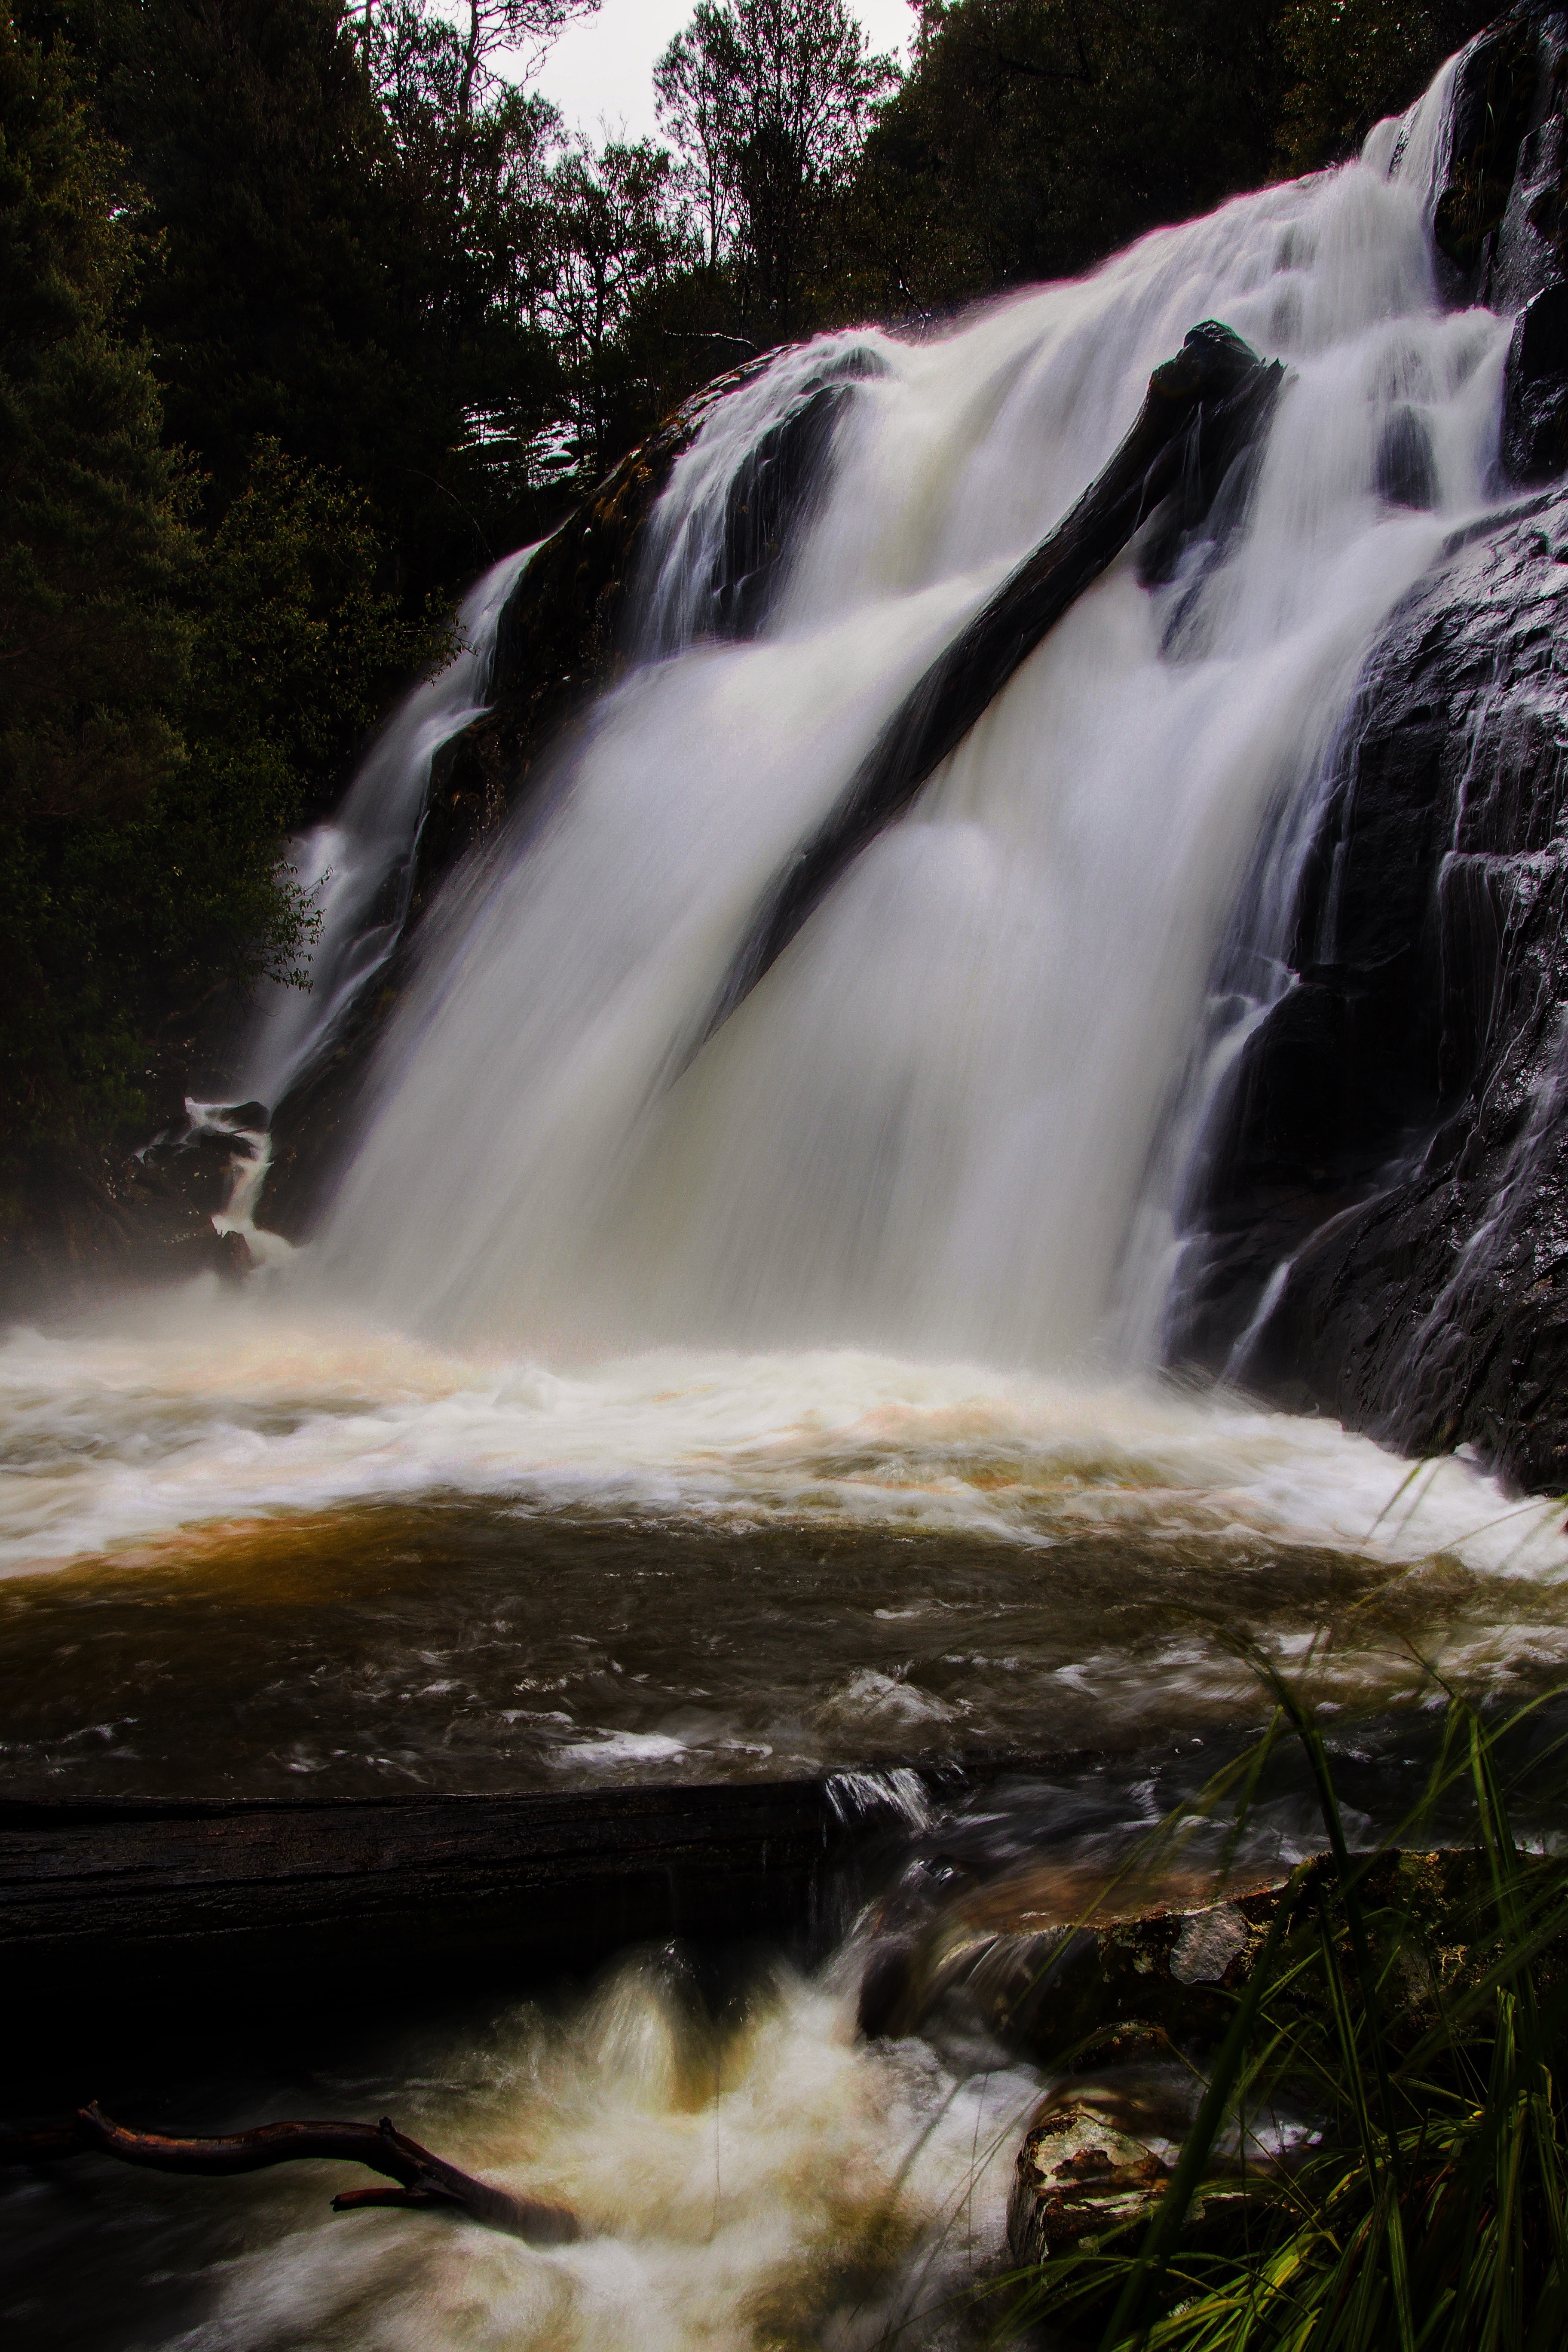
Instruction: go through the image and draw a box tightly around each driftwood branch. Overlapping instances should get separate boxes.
[1,2103,578,2243]
[682,321,1286,1065]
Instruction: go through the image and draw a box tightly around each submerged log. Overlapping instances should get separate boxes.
[1,2104,578,2242]
[0,1780,853,2028]
[685,321,1286,1063]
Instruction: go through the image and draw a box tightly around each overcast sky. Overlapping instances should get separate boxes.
[531,0,916,143]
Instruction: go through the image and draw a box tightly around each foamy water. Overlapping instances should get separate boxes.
[0,1942,1038,2351]
[3,1290,1564,1587]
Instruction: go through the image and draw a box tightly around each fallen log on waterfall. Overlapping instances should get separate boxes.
[685,320,1286,1063]
[0,2104,579,2241]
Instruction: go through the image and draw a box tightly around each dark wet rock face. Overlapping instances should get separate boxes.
[643,347,887,652]
[1375,406,1439,509]
[1162,7,1568,1489]
[1170,488,1568,1489]
[1504,280,1568,477]
[418,386,739,895]
[425,349,869,895]
[703,378,858,639]
[1432,9,1544,283]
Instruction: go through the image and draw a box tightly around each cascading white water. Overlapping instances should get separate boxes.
[305,62,1504,1371]
[235,543,536,1117]
[9,49,1568,1742]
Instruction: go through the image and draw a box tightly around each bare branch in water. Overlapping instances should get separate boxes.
[1,2103,579,2244]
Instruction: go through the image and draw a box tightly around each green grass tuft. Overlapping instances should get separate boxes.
[986,1671,1568,2352]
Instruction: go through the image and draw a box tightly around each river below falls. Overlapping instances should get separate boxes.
[6,1287,1568,2348]
[5,1287,1568,1795]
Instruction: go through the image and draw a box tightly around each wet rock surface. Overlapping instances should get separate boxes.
[858,1866,1279,2061]
[1432,6,1546,290]
[1008,2095,1174,2264]
[1156,11,1568,1487]
[1453,9,1568,463]
[419,348,871,895]
[873,1841,1568,2276]
[858,1846,1560,2067]
[1170,486,1568,1488]
[1504,280,1568,476]
[1008,2085,1269,2268]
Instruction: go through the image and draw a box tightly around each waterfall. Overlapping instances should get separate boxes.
[11,46,1568,1785]
[233,543,537,1119]
[289,63,1506,1374]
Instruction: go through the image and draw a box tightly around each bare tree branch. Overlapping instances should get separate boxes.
[2,2104,579,2244]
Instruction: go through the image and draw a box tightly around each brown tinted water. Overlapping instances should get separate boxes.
[6,1305,1568,2347]
[4,1498,1566,1797]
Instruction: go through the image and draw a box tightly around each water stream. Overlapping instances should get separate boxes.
[8,49,1568,2350]
[236,541,538,1119]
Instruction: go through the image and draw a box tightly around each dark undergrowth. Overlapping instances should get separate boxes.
[983,1659,1568,2350]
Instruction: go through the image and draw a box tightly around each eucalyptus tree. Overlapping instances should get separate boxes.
[545,136,694,470]
[655,0,898,338]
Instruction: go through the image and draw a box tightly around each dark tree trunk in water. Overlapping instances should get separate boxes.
[685,322,1285,1066]
[1,2104,578,2242]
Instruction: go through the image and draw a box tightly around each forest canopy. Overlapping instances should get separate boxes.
[0,0,1499,1202]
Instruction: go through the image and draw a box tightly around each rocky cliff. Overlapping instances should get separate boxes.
[1170,3,1568,1488]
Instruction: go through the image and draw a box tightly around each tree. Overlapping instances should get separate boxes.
[843,0,1503,321]
[545,137,692,469]
[655,12,734,267]
[655,0,897,338]
[1274,0,1499,174]
[0,0,455,1181]
[451,0,591,121]
[0,0,189,1143]
[34,0,576,595]
[438,0,593,230]
[370,0,563,547]
[840,0,1291,311]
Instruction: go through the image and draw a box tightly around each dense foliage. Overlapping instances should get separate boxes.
[0,0,1504,1202]
[996,1673,1568,2351]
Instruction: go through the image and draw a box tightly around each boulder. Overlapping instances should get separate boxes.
[1432,8,1544,282]
[855,1848,1559,2066]
[1008,2089,1270,2269]
[1008,2097,1173,2265]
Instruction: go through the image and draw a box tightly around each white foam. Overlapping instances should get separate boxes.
[164,1952,1038,2352]
[2,1295,1562,1588]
